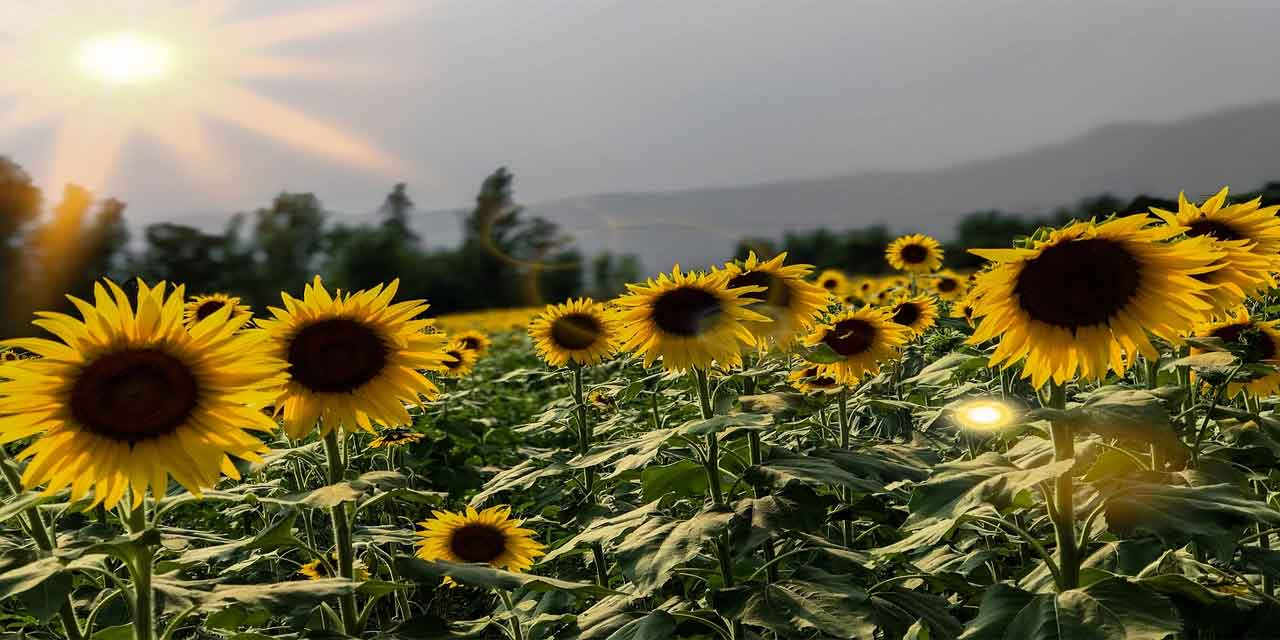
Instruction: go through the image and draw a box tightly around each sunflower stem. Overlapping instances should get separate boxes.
[1143,356,1166,471]
[691,367,743,640]
[0,454,85,640]
[1046,382,1079,591]
[322,428,360,636]
[498,591,525,640]
[837,386,854,548]
[743,368,779,583]
[126,502,156,640]
[569,363,610,587]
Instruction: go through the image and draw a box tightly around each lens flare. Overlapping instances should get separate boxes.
[76,31,176,85]
[953,399,1015,431]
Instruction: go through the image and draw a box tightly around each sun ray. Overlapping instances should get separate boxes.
[46,114,129,192]
[220,1,414,49]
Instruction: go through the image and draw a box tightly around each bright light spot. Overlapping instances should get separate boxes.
[75,31,175,85]
[954,400,1015,431]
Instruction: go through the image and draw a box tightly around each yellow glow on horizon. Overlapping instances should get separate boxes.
[954,399,1015,431]
[76,31,176,86]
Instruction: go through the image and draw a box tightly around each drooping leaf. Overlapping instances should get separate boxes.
[613,508,736,596]
[395,557,616,596]
[1102,482,1280,559]
[541,501,663,563]
[744,449,885,495]
[470,459,569,507]
[962,578,1181,640]
[905,453,1073,527]
[713,567,878,639]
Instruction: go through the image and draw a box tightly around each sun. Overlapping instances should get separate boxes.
[0,1,413,193]
[76,31,176,86]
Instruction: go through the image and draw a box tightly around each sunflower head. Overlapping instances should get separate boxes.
[614,266,770,372]
[886,234,944,273]
[415,505,546,585]
[528,298,618,367]
[183,293,252,330]
[814,269,849,295]
[298,554,370,581]
[788,365,841,394]
[369,427,426,449]
[0,279,286,508]
[440,341,479,377]
[968,215,1221,389]
[453,330,493,356]
[886,293,939,337]
[1151,187,1280,318]
[930,271,967,301]
[802,306,909,385]
[1193,309,1280,398]
[720,252,828,346]
[587,389,616,411]
[257,277,453,439]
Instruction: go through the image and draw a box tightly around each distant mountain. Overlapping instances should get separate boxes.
[427,102,1280,271]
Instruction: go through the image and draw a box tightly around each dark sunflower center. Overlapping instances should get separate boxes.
[444,351,464,369]
[287,318,388,393]
[823,318,877,356]
[900,244,929,264]
[194,300,226,321]
[1013,238,1141,330]
[449,524,507,563]
[651,287,722,337]
[461,336,481,350]
[821,278,839,291]
[551,313,603,350]
[938,278,959,293]
[802,366,837,387]
[71,348,199,444]
[728,271,792,308]
[892,303,921,327]
[1211,323,1277,361]
[310,562,331,577]
[1185,219,1242,242]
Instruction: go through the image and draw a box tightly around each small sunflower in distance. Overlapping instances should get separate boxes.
[440,341,478,377]
[528,298,618,367]
[1193,309,1280,398]
[930,271,966,301]
[969,215,1221,389]
[453,329,493,357]
[299,554,369,580]
[416,505,546,583]
[803,306,909,385]
[258,277,454,439]
[887,293,939,337]
[614,266,769,372]
[369,427,426,449]
[1151,187,1280,317]
[951,295,978,326]
[788,365,841,393]
[184,292,252,329]
[0,280,285,508]
[815,269,849,295]
[886,234,944,273]
[721,252,829,346]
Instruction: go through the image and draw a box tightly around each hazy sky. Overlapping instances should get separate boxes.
[4,0,1280,228]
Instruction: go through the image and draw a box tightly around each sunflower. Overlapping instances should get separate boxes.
[528,298,618,367]
[369,427,425,448]
[1151,187,1280,317]
[298,554,369,580]
[614,266,769,372]
[1193,309,1280,398]
[886,293,939,337]
[951,295,978,326]
[814,269,849,295]
[802,306,909,385]
[788,365,842,393]
[415,505,546,584]
[0,280,285,508]
[183,293,252,329]
[720,252,829,346]
[440,341,479,377]
[886,234,944,273]
[841,292,863,308]
[257,277,453,439]
[930,271,967,301]
[855,278,877,298]
[968,215,1222,389]
[453,330,493,357]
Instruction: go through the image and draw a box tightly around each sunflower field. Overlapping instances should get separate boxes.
[7,187,1280,639]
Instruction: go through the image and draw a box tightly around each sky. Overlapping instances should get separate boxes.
[3,0,1280,229]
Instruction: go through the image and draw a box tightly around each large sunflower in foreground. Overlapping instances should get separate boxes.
[720,252,829,347]
[1193,309,1280,398]
[0,280,285,508]
[968,215,1222,388]
[453,330,493,357]
[1151,187,1280,317]
[258,277,453,439]
[887,293,939,337]
[528,298,619,367]
[614,267,770,371]
[803,306,909,385]
[815,269,849,296]
[183,293,253,330]
[886,234,944,273]
[416,505,545,584]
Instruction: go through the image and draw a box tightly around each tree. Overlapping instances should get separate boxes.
[0,157,42,335]
[250,192,328,302]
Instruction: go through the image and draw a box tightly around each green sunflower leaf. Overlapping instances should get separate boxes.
[395,557,617,596]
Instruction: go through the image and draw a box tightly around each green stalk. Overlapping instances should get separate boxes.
[837,386,854,548]
[570,364,610,587]
[1143,356,1166,471]
[1046,382,1079,591]
[127,503,155,640]
[322,428,360,636]
[691,367,742,640]
[0,456,85,640]
[499,591,525,640]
